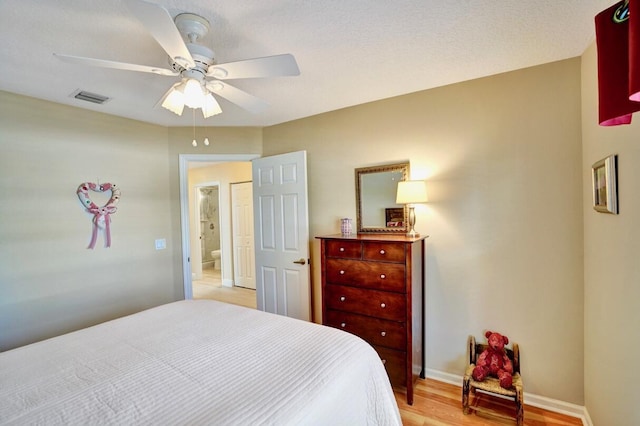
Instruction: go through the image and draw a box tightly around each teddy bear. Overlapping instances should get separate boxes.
[472,330,514,389]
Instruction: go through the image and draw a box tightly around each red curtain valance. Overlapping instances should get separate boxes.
[595,0,640,126]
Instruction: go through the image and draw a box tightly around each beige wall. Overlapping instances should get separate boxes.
[0,105,264,351]
[581,44,640,425]
[0,91,178,350]
[264,58,585,403]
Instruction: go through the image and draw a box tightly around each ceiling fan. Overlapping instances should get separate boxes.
[54,0,300,118]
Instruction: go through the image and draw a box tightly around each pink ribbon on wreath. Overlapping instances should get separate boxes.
[77,182,121,249]
[87,205,118,249]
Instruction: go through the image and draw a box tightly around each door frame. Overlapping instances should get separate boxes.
[179,154,260,299]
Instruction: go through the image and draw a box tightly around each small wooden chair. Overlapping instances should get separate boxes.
[462,335,524,425]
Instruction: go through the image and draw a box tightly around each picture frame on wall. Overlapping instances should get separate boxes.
[592,154,618,214]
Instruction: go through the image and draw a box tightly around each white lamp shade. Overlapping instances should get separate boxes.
[396,180,428,204]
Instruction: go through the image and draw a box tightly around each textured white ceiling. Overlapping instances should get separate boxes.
[0,0,613,127]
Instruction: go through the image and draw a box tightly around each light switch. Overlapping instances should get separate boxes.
[155,238,166,250]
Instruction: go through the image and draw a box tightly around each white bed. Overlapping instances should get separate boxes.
[0,300,401,425]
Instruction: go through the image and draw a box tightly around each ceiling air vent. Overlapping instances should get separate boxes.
[70,89,111,105]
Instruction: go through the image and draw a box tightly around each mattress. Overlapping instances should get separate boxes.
[0,300,401,425]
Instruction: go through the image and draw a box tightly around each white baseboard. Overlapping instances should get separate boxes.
[583,408,593,426]
[424,368,590,426]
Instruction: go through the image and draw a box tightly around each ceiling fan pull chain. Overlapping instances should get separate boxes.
[192,109,197,147]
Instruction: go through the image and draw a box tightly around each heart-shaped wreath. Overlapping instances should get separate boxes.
[77,182,121,249]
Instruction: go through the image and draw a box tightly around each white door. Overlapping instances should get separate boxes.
[252,151,310,321]
[231,182,256,289]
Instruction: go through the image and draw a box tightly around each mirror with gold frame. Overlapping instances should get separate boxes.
[355,162,409,233]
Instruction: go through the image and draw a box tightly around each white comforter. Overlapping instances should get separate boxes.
[0,300,401,425]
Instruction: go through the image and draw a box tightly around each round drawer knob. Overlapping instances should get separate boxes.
[380,274,386,279]
[382,359,387,365]
[380,303,386,308]
[339,247,345,252]
[340,270,345,275]
[341,322,346,328]
[381,331,386,337]
[379,249,385,255]
[340,296,346,302]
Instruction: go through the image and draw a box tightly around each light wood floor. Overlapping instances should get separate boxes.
[396,379,582,426]
[192,266,256,309]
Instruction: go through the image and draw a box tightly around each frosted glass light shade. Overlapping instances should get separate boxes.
[202,93,222,118]
[183,79,205,109]
[161,79,221,118]
[161,87,185,115]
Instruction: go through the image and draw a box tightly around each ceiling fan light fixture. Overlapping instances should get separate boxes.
[161,79,221,118]
[161,87,185,115]
[202,93,222,118]
[183,78,205,109]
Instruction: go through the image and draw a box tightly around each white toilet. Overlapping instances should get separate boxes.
[210,249,221,270]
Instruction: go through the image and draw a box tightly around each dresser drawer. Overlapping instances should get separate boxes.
[374,345,406,386]
[325,309,406,350]
[324,284,406,321]
[363,242,405,263]
[325,259,406,292]
[325,240,362,259]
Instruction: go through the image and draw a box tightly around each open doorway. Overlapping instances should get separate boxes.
[192,183,221,281]
[198,186,221,271]
[179,154,260,305]
[179,151,311,319]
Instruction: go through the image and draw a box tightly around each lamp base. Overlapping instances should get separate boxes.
[406,206,419,238]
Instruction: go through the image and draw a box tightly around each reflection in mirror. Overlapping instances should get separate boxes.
[355,162,409,233]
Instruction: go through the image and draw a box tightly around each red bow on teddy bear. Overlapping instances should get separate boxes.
[472,330,514,389]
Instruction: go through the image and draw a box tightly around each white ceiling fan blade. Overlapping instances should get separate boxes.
[205,81,268,114]
[124,0,194,69]
[207,54,300,80]
[54,54,178,76]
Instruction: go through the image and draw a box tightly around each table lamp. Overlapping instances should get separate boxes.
[395,180,428,237]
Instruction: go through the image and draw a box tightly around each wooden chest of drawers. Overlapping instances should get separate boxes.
[317,234,425,405]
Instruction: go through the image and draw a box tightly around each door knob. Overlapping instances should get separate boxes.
[293,258,306,265]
